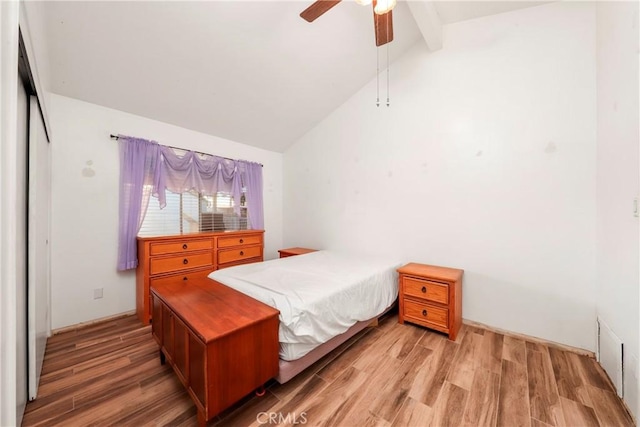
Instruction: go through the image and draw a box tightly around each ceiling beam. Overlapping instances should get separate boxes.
[407,1,442,52]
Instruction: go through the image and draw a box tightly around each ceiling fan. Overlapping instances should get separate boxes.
[300,0,396,47]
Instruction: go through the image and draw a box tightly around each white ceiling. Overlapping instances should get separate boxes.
[434,1,551,24]
[36,1,549,153]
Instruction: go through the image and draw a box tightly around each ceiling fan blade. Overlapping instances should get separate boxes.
[300,0,342,22]
[373,5,394,46]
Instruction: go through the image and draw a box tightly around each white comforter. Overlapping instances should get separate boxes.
[209,250,400,360]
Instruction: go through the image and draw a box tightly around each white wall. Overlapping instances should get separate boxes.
[284,2,597,350]
[49,93,283,329]
[596,1,639,419]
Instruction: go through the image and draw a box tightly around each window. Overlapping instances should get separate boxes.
[138,188,248,237]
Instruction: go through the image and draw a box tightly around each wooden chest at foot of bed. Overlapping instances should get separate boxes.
[397,263,463,341]
[150,278,280,426]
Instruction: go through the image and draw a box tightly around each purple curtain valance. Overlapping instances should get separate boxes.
[117,135,264,271]
[154,146,244,215]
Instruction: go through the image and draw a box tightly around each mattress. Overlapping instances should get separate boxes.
[209,250,401,361]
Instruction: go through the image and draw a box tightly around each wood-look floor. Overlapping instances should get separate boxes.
[23,313,634,427]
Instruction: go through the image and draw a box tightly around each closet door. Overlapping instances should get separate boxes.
[27,95,50,400]
[16,67,29,425]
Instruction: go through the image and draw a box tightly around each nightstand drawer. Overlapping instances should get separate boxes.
[404,299,448,329]
[150,239,213,256]
[218,245,262,265]
[403,277,449,305]
[218,234,262,248]
[150,252,214,275]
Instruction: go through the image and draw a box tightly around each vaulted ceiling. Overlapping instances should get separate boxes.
[29,1,549,152]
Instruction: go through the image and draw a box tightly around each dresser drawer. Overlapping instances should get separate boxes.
[150,268,212,287]
[216,257,262,270]
[217,245,262,265]
[403,299,448,329]
[403,277,449,305]
[217,234,262,249]
[150,252,214,275]
[150,239,213,256]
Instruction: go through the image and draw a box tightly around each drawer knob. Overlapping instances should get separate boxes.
[240,251,244,256]
[422,309,427,317]
[183,259,189,265]
[183,244,188,250]
[240,239,244,244]
[421,286,427,293]
[183,276,188,281]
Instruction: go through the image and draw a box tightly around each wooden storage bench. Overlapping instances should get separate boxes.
[151,278,279,426]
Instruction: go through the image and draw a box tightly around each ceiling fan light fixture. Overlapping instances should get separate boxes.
[374,0,396,15]
[355,0,372,6]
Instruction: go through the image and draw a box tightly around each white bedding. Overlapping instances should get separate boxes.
[208,250,401,361]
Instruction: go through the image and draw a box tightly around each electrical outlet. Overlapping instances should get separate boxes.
[634,198,639,218]
[93,288,103,299]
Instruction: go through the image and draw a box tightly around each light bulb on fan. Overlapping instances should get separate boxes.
[374,0,396,15]
[355,0,372,5]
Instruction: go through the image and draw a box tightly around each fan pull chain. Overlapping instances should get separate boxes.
[386,41,390,107]
[376,47,380,107]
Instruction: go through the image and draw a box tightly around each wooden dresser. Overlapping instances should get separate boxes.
[397,263,463,340]
[151,279,279,426]
[136,230,264,324]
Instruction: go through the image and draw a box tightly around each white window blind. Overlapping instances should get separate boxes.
[138,189,248,237]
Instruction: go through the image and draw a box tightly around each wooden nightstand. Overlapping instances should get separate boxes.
[397,263,463,340]
[278,247,317,258]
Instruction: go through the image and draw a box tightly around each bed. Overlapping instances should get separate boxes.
[208,250,401,383]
